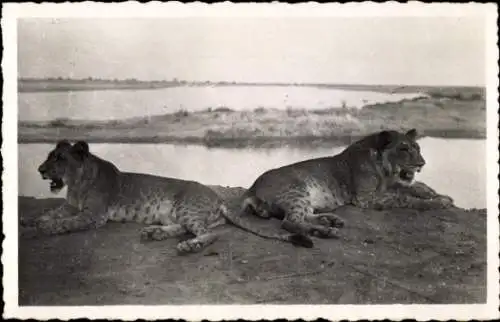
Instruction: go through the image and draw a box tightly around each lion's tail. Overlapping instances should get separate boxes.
[218,198,314,248]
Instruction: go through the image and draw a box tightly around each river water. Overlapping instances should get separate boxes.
[18,137,486,209]
[18,86,426,121]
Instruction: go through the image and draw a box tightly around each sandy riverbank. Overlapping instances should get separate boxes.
[19,93,485,148]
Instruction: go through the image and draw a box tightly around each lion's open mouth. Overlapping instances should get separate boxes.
[40,172,65,192]
[399,169,415,182]
[399,166,422,183]
[49,178,64,192]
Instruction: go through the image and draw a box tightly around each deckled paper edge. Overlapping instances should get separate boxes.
[2,2,499,320]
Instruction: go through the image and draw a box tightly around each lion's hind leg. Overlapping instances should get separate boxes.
[276,193,341,239]
[241,196,274,219]
[176,231,219,254]
[177,220,219,254]
[176,209,221,254]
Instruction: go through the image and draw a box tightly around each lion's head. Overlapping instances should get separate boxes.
[374,129,426,186]
[37,140,90,193]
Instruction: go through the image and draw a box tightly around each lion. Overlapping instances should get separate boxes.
[21,140,312,252]
[233,129,455,247]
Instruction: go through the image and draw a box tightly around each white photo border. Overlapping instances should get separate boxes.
[2,2,499,320]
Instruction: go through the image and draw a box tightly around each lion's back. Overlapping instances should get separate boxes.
[117,172,219,199]
[247,141,378,206]
[249,156,349,199]
[78,155,223,223]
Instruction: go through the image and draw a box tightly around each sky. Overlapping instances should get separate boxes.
[17,16,487,86]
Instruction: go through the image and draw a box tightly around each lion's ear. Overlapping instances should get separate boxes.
[376,130,394,150]
[55,140,71,150]
[71,141,90,161]
[406,129,418,141]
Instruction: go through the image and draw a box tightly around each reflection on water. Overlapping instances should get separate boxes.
[18,138,486,209]
[18,86,426,121]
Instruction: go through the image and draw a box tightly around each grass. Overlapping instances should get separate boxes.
[18,86,486,148]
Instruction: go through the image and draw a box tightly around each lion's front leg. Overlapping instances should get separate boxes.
[354,191,454,211]
[20,203,78,239]
[36,211,108,235]
[394,181,438,199]
[392,181,455,208]
[352,173,454,211]
[32,199,108,236]
[21,203,76,227]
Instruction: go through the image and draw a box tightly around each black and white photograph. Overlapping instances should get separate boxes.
[2,2,499,320]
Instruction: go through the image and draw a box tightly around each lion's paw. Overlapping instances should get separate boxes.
[20,216,36,227]
[311,226,340,239]
[176,239,205,253]
[432,195,455,209]
[317,214,345,228]
[33,215,55,231]
[140,226,167,241]
[20,226,40,239]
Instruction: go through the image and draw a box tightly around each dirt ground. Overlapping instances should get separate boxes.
[18,186,487,305]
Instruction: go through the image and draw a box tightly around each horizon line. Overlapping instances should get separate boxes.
[17,77,484,89]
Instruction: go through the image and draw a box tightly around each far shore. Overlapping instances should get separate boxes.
[18,78,484,96]
[17,129,485,149]
[18,90,486,148]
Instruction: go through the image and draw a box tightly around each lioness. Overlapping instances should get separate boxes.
[22,140,311,252]
[235,129,455,247]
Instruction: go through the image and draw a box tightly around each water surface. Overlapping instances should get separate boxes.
[18,86,426,121]
[18,138,486,209]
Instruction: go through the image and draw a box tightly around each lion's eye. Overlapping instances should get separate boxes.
[399,145,410,152]
[55,154,65,161]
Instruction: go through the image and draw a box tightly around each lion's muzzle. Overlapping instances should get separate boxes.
[38,164,64,192]
[399,164,424,183]
[38,163,47,176]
